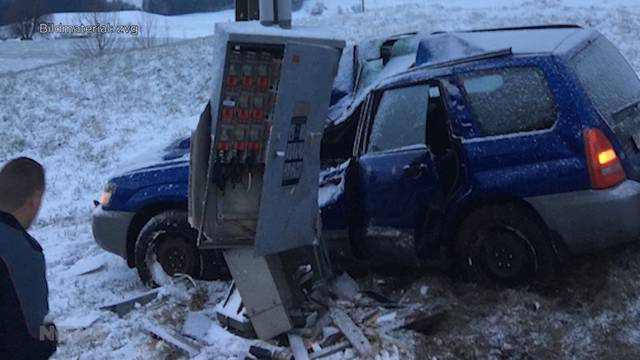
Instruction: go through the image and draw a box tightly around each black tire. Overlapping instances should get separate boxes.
[455,203,556,287]
[134,210,227,287]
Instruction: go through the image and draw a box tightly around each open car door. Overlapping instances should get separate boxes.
[353,83,450,265]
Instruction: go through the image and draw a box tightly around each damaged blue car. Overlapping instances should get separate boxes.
[94,25,640,286]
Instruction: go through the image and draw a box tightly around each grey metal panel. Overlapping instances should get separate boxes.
[191,24,344,251]
[254,42,342,256]
[226,30,345,50]
[188,103,211,236]
[188,27,227,244]
[222,247,293,339]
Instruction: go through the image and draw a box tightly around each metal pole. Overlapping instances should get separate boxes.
[260,0,292,28]
[236,0,260,21]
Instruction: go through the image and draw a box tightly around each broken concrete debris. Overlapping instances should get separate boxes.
[137,273,449,359]
[241,273,449,359]
[328,272,361,302]
[182,312,213,341]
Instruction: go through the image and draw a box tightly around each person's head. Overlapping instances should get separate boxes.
[0,157,45,229]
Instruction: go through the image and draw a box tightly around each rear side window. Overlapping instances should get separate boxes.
[367,85,428,153]
[571,36,640,125]
[461,67,557,137]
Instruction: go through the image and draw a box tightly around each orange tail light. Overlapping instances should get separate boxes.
[583,128,625,189]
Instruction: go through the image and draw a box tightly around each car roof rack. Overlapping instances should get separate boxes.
[417,47,513,71]
[431,24,582,35]
[384,47,512,85]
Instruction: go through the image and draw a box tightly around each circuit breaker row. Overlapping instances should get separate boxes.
[215,46,283,165]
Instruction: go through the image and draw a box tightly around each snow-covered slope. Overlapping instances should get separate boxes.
[50,10,235,39]
[2,1,640,359]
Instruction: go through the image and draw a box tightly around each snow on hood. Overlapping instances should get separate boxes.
[111,137,190,178]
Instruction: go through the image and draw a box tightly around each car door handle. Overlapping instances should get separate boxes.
[402,163,428,178]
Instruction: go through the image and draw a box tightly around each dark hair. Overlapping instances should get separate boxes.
[0,157,45,211]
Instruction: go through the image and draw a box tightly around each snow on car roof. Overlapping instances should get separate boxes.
[416,27,585,66]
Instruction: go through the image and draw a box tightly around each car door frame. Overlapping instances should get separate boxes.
[348,78,451,265]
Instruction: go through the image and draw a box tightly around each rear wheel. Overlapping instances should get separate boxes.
[455,203,556,287]
[134,210,228,287]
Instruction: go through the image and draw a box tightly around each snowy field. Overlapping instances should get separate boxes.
[3,0,640,74]
[3,0,640,359]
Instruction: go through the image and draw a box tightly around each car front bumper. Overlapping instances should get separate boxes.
[92,206,135,260]
[527,180,640,254]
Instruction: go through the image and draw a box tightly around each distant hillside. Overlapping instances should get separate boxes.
[141,0,304,16]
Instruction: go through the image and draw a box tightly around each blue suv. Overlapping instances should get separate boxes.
[93,25,640,286]
[92,137,229,285]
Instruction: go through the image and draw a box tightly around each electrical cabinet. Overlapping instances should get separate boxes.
[189,22,344,341]
[189,23,344,255]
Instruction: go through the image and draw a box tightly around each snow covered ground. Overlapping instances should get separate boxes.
[2,0,640,359]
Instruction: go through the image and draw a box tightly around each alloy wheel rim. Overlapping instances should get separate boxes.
[478,226,533,279]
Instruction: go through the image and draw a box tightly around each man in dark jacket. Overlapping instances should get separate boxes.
[0,157,57,359]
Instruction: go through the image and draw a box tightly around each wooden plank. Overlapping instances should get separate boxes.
[309,341,350,360]
[329,308,372,356]
[288,333,310,360]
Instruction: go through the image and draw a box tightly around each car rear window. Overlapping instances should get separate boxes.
[461,67,557,137]
[571,36,640,125]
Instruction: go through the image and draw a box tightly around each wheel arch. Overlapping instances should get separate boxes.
[446,194,560,254]
[125,200,187,268]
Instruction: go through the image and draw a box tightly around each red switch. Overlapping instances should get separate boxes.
[217,141,229,150]
[222,107,234,122]
[241,75,253,89]
[237,108,249,122]
[226,75,237,88]
[292,54,300,63]
[252,108,264,121]
[256,76,268,91]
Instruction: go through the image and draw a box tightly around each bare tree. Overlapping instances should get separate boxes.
[135,12,157,49]
[72,11,119,57]
[6,0,48,40]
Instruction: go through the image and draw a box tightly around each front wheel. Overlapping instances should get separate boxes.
[134,210,227,287]
[455,203,556,287]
